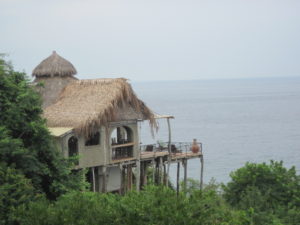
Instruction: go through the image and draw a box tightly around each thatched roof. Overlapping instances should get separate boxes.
[32,51,77,77]
[44,78,157,137]
[34,76,77,109]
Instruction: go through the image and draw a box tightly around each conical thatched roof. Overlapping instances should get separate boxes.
[32,51,77,77]
[44,78,157,137]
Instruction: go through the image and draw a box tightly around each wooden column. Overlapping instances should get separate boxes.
[159,157,163,184]
[166,118,172,187]
[102,166,107,193]
[136,160,141,191]
[200,156,204,190]
[176,162,180,195]
[143,162,148,186]
[152,159,155,183]
[92,167,96,192]
[183,159,187,193]
[127,165,132,191]
[163,163,167,185]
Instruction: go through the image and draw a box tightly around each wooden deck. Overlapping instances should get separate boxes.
[140,151,169,160]
[170,152,202,160]
[140,151,202,161]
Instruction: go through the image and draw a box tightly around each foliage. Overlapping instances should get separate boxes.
[0,163,36,225]
[223,161,300,225]
[0,55,85,200]
[17,185,249,225]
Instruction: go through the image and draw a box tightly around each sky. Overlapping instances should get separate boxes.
[1,0,300,81]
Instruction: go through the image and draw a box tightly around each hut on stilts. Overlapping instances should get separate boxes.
[32,51,204,193]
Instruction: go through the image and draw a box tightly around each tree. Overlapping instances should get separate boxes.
[223,161,300,225]
[0,55,85,201]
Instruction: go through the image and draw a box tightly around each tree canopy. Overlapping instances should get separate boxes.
[0,55,85,224]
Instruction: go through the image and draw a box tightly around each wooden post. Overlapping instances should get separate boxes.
[92,167,96,192]
[183,160,187,193]
[176,161,180,195]
[166,118,172,187]
[167,118,172,154]
[166,161,170,187]
[163,162,167,185]
[152,159,155,183]
[127,165,132,191]
[102,166,107,193]
[143,162,148,186]
[136,160,141,191]
[159,157,163,184]
[200,156,204,190]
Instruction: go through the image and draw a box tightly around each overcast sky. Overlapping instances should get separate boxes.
[1,0,300,81]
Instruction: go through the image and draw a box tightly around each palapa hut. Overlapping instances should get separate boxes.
[33,51,204,194]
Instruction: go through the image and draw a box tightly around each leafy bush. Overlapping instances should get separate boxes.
[223,161,300,225]
[17,186,249,225]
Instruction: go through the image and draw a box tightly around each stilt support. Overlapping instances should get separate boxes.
[176,161,180,195]
[183,159,187,193]
[200,156,204,190]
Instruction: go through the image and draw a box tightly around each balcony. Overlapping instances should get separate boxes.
[111,142,134,162]
[140,141,202,161]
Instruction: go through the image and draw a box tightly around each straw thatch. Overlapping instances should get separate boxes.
[32,51,77,77]
[44,78,157,137]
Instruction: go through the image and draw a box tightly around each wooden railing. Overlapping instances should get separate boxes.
[111,142,134,160]
[140,142,202,155]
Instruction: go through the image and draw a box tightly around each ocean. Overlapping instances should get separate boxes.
[132,77,300,184]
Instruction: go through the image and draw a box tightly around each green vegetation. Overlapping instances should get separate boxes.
[0,56,86,224]
[0,56,299,224]
[223,161,300,225]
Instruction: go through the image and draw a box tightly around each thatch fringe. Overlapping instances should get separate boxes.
[32,51,77,77]
[44,78,157,137]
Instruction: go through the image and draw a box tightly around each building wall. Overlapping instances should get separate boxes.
[58,121,140,168]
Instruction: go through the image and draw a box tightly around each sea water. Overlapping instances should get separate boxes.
[132,77,300,184]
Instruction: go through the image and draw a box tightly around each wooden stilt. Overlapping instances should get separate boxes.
[159,157,163,184]
[143,162,148,186]
[102,166,107,193]
[119,165,123,194]
[152,159,155,184]
[127,165,132,191]
[176,162,180,195]
[166,160,170,187]
[163,162,167,185]
[183,159,187,193]
[200,156,204,190]
[136,160,141,191]
[121,166,126,194]
[166,118,172,187]
[92,167,96,192]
